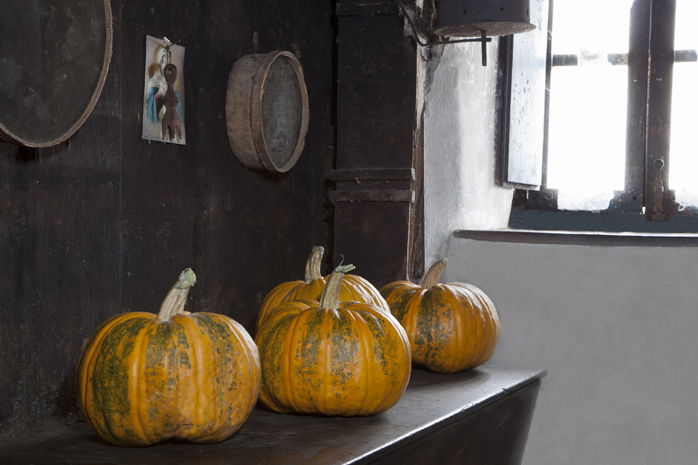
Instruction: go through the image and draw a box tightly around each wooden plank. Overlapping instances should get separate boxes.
[334,203,412,284]
[644,0,677,220]
[333,10,422,285]
[329,189,415,203]
[328,167,415,182]
[0,368,545,465]
[336,15,417,170]
[620,0,651,212]
[336,0,397,16]
[377,380,541,465]
[500,0,550,189]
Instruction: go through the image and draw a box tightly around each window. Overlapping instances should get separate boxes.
[502,0,697,223]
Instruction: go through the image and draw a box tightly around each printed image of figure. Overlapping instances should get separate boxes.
[142,36,186,144]
[161,63,182,142]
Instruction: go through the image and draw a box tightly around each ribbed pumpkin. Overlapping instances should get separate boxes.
[78,269,261,446]
[380,259,500,373]
[255,265,411,416]
[255,246,389,330]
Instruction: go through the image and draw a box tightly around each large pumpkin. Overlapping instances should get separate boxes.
[380,259,500,373]
[255,246,388,330]
[255,265,411,416]
[78,269,261,446]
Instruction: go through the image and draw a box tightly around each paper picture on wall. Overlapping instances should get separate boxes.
[142,35,186,145]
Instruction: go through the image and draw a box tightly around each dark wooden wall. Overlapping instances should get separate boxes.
[331,0,424,286]
[0,0,335,434]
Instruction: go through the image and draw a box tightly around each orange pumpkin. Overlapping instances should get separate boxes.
[380,259,500,373]
[255,246,388,330]
[255,265,411,416]
[78,269,261,446]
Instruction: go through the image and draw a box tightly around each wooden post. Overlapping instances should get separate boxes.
[332,0,425,284]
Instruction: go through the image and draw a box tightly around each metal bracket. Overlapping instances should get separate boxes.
[391,0,492,65]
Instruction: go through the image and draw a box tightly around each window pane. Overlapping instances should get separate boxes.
[552,0,633,55]
[669,0,698,208]
[547,65,627,210]
[547,0,633,211]
[674,0,698,50]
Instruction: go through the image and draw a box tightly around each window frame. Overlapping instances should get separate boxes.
[504,0,688,222]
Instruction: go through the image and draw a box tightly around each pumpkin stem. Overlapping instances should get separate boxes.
[157,268,197,321]
[304,246,325,283]
[421,258,447,288]
[318,264,356,310]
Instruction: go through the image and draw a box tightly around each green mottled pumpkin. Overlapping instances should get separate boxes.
[381,259,500,373]
[255,265,411,416]
[77,269,261,446]
[255,246,389,331]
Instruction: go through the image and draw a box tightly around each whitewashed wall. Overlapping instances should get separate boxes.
[424,42,513,269]
[447,237,698,465]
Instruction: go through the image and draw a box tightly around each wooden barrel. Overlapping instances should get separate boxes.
[226,51,309,173]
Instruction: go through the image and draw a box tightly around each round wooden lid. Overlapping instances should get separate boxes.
[0,0,113,147]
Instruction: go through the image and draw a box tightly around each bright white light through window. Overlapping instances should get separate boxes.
[669,0,698,209]
[546,0,634,211]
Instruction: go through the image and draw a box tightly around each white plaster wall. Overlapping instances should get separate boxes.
[447,237,698,465]
[424,42,514,269]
